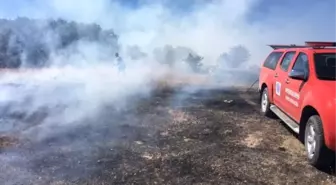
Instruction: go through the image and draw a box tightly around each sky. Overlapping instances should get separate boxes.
[0,0,335,66]
[1,0,334,21]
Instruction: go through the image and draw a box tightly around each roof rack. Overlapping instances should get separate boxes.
[305,41,336,48]
[268,41,336,50]
[268,44,308,49]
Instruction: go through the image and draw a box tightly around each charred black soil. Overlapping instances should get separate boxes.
[0,87,335,185]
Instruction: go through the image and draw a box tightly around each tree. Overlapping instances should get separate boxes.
[184,53,203,72]
[126,45,147,60]
[153,45,204,72]
[0,17,120,68]
[218,45,250,68]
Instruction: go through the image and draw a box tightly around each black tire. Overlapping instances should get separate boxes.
[260,87,273,117]
[304,115,334,167]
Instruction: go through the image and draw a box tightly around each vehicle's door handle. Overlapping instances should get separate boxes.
[285,79,290,84]
[274,73,278,78]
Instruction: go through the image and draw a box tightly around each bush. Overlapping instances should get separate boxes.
[153,44,204,72]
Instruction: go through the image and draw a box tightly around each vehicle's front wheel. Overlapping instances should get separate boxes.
[260,87,273,117]
[305,115,334,168]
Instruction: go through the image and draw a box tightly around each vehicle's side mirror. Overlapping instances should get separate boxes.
[288,69,307,81]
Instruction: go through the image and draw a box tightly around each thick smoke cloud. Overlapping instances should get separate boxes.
[0,0,335,70]
[0,0,334,184]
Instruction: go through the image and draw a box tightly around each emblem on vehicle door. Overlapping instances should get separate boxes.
[276,81,281,96]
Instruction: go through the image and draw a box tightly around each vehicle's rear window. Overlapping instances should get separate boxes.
[314,53,336,80]
[263,52,284,70]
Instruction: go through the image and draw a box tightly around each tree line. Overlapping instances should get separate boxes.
[0,17,119,68]
[0,17,252,73]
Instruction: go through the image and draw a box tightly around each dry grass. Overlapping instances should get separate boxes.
[241,131,263,148]
[0,135,19,148]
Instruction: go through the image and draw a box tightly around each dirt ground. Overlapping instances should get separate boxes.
[0,87,336,185]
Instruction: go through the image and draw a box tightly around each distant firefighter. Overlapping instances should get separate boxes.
[115,53,125,72]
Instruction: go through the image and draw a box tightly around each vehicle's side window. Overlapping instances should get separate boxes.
[280,51,296,72]
[263,52,284,70]
[292,52,309,75]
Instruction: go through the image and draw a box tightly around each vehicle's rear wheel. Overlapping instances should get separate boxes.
[305,115,334,168]
[260,87,273,117]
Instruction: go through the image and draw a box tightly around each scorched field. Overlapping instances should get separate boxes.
[0,86,335,185]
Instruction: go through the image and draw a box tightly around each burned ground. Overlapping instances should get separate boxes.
[0,87,335,185]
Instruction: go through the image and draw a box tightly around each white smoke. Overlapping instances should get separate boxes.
[0,0,334,184]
